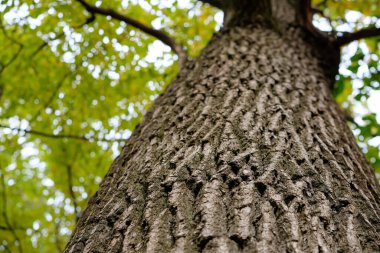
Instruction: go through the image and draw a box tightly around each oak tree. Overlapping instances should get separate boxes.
[1,0,380,252]
[64,0,380,252]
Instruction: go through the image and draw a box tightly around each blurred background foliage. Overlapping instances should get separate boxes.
[0,0,379,252]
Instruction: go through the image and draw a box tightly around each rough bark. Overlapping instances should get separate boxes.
[65,8,380,253]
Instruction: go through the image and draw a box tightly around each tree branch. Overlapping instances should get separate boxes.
[0,44,23,75]
[0,124,125,143]
[1,169,23,253]
[54,222,63,253]
[76,0,187,67]
[67,164,80,223]
[0,225,27,231]
[31,14,95,58]
[336,27,380,46]
[298,0,313,29]
[31,32,64,58]
[29,73,70,124]
[0,17,24,75]
[311,7,324,16]
[198,0,223,9]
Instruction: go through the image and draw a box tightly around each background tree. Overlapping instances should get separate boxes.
[0,0,380,252]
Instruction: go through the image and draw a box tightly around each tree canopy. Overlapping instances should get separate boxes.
[0,0,379,252]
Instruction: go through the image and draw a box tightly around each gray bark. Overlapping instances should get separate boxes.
[65,14,380,253]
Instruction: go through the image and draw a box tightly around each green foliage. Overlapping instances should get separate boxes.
[0,0,379,252]
[0,0,218,251]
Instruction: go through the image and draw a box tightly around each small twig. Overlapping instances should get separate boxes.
[0,124,125,143]
[0,17,24,75]
[0,45,23,75]
[0,169,23,253]
[31,14,95,58]
[298,0,313,27]
[198,0,223,9]
[61,145,80,223]
[342,112,374,136]
[53,222,63,253]
[75,0,187,67]
[0,17,23,47]
[336,27,380,46]
[30,33,65,58]
[0,225,27,231]
[0,85,3,102]
[2,244,12,253]
[67,163,80,223]
[29,73,70,124]
[317,0,328,7]
[311,7,324,16]
[344,112,357,126]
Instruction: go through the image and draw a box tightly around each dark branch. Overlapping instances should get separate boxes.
[298,0,313,28]
[1,170,23,253]
[76,0,187,66]
[337,27,380,46]
[29,73,70,124]
[67,164,80,223]
[198,0,223,9]
[0,17,24,75]
[311,7,324,16]
[0,124,125,143]
[54,222,63,253]
[31,33,64,58]
[316,0,328,8]
[31,14,95,58]
[0,225,27,231]
[0,44,23,75]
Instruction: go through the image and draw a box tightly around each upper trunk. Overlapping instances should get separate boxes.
[65,4,380,253]
[221,0,309,29]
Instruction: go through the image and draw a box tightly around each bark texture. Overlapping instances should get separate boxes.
[65,24,380,253]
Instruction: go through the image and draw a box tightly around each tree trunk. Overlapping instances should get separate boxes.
[65,4,380,253]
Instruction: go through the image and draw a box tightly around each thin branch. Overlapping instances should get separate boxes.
[0,124,125,143]
[75,0,187,66]
[29,73,70,124]
[343,111,369,135]
[30,33,65,58]
[62,146,80,224]
[73,12,96,29]
[0,17,23,47]
[67,163,80,223]
[31,14,95,58]
[54,222,63,253]
[197,0,223,9]
[316,0,328,8]
[2,244,12,253]
[311,7,324,16]
[0,225,27,230]
[298,0,313,28]
[0,45,23,75]
[336,27,380,46]
[0,169,23,253]
[344,110,357,125]
[0,17,24,75]
[0,84,3,102]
